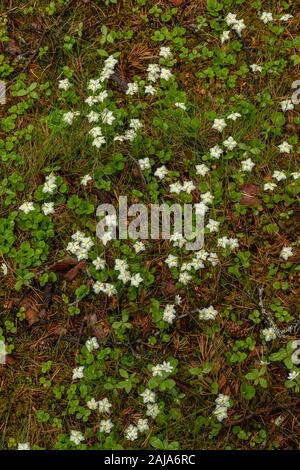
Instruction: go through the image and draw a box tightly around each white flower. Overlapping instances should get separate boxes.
[212,118,227,132]
[126,82,139,95]
[227,112,241,121]
[287,371,299,381]
[241,158,255,172]
[63,111,80,124]
[280,246,293,261]
[291,172,300,180]
[169,182,183,194]
[147,64,160,82]
[72,366,84,380]
[165,254,178,268]
[159,46,172,59]
[87,398,98,410]
[223,136,237,150]
[272,170,286,181]
[81,174,93,186]
[87,78,102,93]
[42,202,55,216]
[130,119,143,131]
[125,425,139,441]
[92,136,106,148]
[130,273,143,287]
[225,13,238,26]
[58,78,71,90]
[201,191,214,204]
[278,141,293,153]
[17,443,30,450]
[206,219,220,233]
[92,256,105,270]
[260,12,273,24]
[99,419,114,434]
[152,361,173,376]
[42,174,57,194]
[1,263,8,276]
[139,157,151,170]
[195,201,209,216]
[196,163,209,176]
[145,85,156,95]
[137,418,149,433]
[179,271,192,285]
[217,236,239,250]
[182,180,196,194]
[262,327,277,342]
[220,30,231,43]
[175,102,187,110]
[163,304,176,324]
[146,403,160,419]
[280,99,294,112]
[215,394,230,407]
[264,182,277,191]
[208,252,219,266]
[140,388,156,404]
[198,305,218,321]
[101,109,115,125]
[87,111,99,123]
[85,337,99,352]
[213,405,228,422]
[160,68,173,80]
[19,202,35,214]
[154,165,168,180]
[170,232,186,248]
[210,145,223,159]
[250,64,262,73]
[98,398,112,413]
[133,241,145,253]
[175,294,182,305]
[280,14,293,21]
[70,430,84,445]
[89,126,103,138]
[232,19,246,36]
[93,281,116,297]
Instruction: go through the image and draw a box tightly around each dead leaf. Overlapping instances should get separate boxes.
[25,308,40,326]
[48,257,78,273]
[64,260,86,281]
[240,183,262,207]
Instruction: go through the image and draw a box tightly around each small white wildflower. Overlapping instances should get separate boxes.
[250,64,262,73]
[72,366,84,380]
[133,241,145,253]
[223,136,237,150]
[291,172,300,180]
[260,12,273,24]
[99,419,114,434]
[212,118,227,132]
[220,30,231,43]
[101,108,115,125]
[163,304,176,324]
[130,273,143,288]
[87,398,98,410]
[198,305,218,321]
[287,371,299,381]
[175,102,187,110]
[280,14,293,22]
[17,443,30,450]
[159,46,172,59]
[264,182,277,191]
[19,202,35,214]
[98,398,112,414]
[42,202,55,216]
[1,263,8,276]
[160,68,173,81]
[146,403,160,419]
[227,112,241,121]
[278,141,293,154]
[139,157,151,171]
[125,425,139,441]
[206,219,220,233]
[145,85,156,95]
[137,418,149,433]
[85,337,99,352]
[140,388,156,404]
[273,170,286,181]
[126,82,139,95]
[280,246,293,261]
[165,254,178,268]
[210,145,223,159]
[92,256,105,271]
[196,163,209,176]
[241,158,255,172]
[58,78,71,91]
[81,174,93,186]
[154,165,168,180]
[213,405,228,422]
[262,327,277,342]
[70,430,84,445]
[280,99,294,112]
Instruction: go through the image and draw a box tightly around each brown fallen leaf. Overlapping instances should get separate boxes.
[240,183,262,207]
[64,260,86,281]
[25,308,40,326]
[48,257,78,273]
